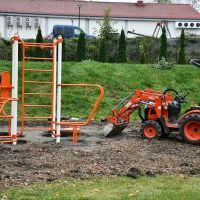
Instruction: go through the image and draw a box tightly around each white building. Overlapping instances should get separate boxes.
[0,0,199,39]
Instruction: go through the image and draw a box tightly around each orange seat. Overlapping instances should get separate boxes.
[0,71,12,99]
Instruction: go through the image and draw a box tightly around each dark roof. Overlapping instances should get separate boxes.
[0,0,200,20]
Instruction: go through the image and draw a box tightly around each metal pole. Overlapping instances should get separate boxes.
[52,38,57,137]
[11,35,19,145]
[78,6,81,28]
[56,36,63,143]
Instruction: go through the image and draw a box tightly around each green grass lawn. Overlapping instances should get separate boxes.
[1,176,200,200]
[0,61,199,120]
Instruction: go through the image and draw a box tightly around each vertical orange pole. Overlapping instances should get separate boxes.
[51,40,57,136]
[73,126,78,144]
[21,44,26,135]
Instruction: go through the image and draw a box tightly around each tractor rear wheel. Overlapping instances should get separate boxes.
[141,120,161,139]
[179,114,200,145]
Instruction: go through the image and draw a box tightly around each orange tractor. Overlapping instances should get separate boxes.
[103,89,200,144]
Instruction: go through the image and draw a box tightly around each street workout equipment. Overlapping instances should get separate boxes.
[0,35,104,145]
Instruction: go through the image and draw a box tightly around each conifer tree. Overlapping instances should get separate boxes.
[178,29,186,64]
[118,29,127,63]
[35,27,43,57]
[159,26,167,60]
[62,37,66,61]
[98,39,106,62]
[76,31,86,62]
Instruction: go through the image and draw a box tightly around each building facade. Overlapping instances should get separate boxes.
[0,0,199,39]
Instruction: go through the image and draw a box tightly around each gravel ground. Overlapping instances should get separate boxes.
[0,123,199,189]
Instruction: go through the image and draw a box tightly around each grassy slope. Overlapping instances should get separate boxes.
[0,61,199,120]
[1,176,200,200]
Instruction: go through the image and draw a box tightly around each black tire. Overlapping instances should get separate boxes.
[184,106,200,114]
[141,120,162,140]
[179,114,200,145]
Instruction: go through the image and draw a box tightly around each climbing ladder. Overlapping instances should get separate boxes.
[20,40,58,135]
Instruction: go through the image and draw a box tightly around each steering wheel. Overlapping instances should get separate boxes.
[163,88,179,97]
[163,88,189,104]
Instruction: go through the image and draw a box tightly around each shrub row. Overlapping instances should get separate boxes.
[0,37,200,63]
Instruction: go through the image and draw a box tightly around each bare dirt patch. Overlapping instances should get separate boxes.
[0,123,199,189]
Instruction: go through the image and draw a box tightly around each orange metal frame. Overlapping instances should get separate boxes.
[55,84,104,144]
[0,71,17,143]
[1,36,104,144]
[19,38,104,144]
[20,39,61,136]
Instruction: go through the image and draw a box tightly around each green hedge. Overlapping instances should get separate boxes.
[0,37,200,63]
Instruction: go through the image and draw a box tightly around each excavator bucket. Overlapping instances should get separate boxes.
[103,121,128,137]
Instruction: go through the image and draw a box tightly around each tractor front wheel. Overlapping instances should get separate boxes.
[179,114,200,145]
[141,120,161,139]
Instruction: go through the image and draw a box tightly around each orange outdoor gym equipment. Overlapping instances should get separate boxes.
[0,71,18,143]
[103,88,200,144]
[0,35,104,145]
[19,37,104,144]
[56,84,104,144]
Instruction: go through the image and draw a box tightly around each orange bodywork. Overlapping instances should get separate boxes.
[105,89,173,126]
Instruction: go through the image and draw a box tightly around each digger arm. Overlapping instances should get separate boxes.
[108,89,160,124]
[103,89,163,137]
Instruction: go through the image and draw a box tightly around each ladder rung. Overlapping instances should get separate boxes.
[24,93,52,96]
[24,104,52,108]
[24,81,52,84]
[24,116,50,119]
[25,69,53,72]
[24,44,54,48]
[0,115,13,118]
[25,57,53,61]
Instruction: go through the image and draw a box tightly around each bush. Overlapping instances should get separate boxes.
[154,57,174,70]
[0,36,200,64]
[0,39,11,60]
